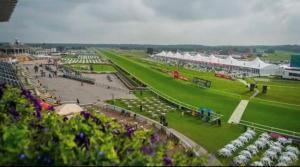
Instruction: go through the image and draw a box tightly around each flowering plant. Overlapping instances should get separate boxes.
[0,85,206,166]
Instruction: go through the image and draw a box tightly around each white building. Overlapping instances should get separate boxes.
[152,51,280,76]
[281,65,300,80]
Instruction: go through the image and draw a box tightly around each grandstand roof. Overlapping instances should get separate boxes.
[0,0,18,22]
[155,51,274,69]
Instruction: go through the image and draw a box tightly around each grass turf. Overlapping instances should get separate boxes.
[99,49,300,150]
[108,91,244,153]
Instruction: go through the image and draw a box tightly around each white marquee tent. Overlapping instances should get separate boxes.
[153,51,279,76]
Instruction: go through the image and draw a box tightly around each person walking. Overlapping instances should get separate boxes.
[76,98,80,104]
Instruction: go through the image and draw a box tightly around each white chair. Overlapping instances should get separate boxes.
[260,133,270,139]
[271,141,283,148]
[276,162,288,166]
[218,148,232,157]
[243,133,254,140]
[277,137,288,145]
[231,140,243,148]
[270,146,282,154]
[282,151,298,161]
[246,129,256,136]
[261,156,273,166]
[278,155,292,165]
[255,140,267,149]
[240,150,252,159]
[286,145,299,155]
[238,136,249,144]
[225,144,237,152]
[264,150,278,160]
[247,145,259,155]
[234,155,249,165]
[251,161,264,166]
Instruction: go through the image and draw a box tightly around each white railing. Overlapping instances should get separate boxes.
[239,120,300,139]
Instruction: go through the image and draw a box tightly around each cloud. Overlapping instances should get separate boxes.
[0,0,299,45]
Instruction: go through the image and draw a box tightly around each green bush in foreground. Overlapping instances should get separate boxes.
[0,85,206,166]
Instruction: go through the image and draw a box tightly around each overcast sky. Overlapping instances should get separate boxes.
[0,0,300,45]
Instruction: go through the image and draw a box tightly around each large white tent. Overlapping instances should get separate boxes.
[153,51,279,76]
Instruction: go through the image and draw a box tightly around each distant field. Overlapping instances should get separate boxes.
[66,64,116,72]
[247,77,300,105]
[261,50,300,63]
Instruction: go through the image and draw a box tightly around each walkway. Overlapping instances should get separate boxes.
[228,100,249,124]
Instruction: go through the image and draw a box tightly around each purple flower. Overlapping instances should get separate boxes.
[80,111,90,120]
[19,153,26,161]
[93,117,101,125]
[79,132,85,139]
[8,107,19,120]
[163,156,172,166]
[126,127,134,138]
[84,137,90,148]
[98,151,104,157]
[151,133,159,144]
[48,105,54,111]
[141,145,155,156]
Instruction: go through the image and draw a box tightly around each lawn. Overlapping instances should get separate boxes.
[261,50,300,63]
[98,49,300,150]
[247,77,300,105]
[242,99,300,132]
[99,49,241,119]
[107,91,244,153]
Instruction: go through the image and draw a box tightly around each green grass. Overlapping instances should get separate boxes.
[100,49,241,119]
[108,91,243,153]
[247,77,300,105]
[66,64,116,72]
[243,99,300,132]
[137,58,251,98]
[99,49,245,152]
[99,48,300,151]
[261,50,300,63]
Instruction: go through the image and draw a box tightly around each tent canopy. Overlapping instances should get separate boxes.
[154,51,276,70]
[55,103,83,116]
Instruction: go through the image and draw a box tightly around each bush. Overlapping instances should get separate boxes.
[0,85,206,166]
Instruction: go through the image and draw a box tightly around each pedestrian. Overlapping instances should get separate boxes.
[76,98,80,104]
[81,81,83,86]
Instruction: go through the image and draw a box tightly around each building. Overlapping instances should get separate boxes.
[281,55,300,80]
[0,39,32,62]
[0,39,31,56]
[0,0,18,22]
[31,47,57,56]
[152,51,280,76]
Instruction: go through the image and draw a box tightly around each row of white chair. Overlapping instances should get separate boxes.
[218,128,256,157]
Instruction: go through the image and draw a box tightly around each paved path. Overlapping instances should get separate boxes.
[237,79,249,86]
[228,100,249,124]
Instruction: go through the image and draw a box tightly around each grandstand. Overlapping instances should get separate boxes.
[0,61,22,87]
